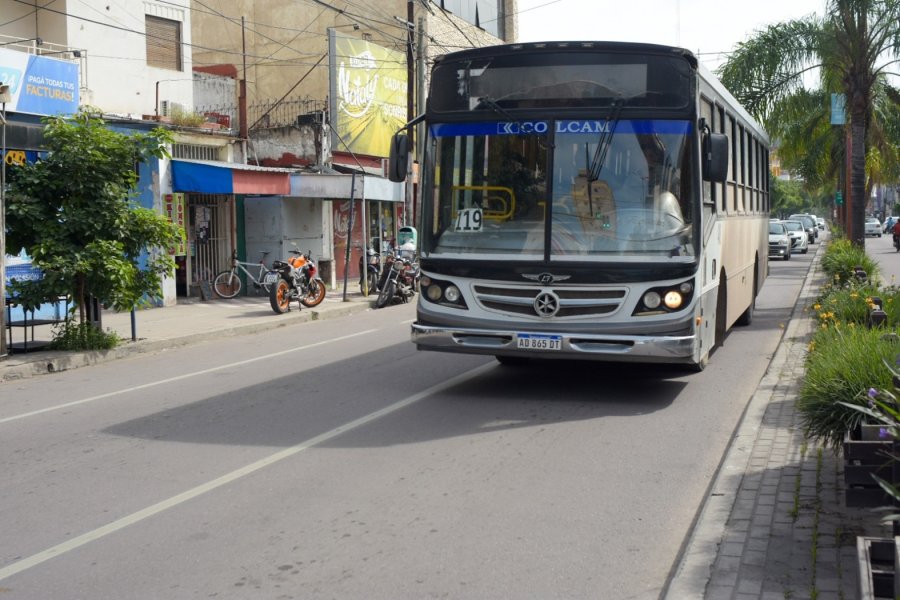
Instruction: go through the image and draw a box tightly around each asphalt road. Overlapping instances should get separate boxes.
[0,247,813,599]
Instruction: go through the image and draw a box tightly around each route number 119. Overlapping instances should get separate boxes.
[455,208,483,232]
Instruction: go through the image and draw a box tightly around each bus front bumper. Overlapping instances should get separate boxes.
[411,322,697,363]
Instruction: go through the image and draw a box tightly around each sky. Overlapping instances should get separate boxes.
[515,0,827,70]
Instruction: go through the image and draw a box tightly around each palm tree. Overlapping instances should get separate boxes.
[719,0,900,245]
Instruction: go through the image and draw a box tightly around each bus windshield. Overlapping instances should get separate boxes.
[423,119,694,260]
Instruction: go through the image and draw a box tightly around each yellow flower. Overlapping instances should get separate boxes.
[813,303,822,311]
[850,292,859,298]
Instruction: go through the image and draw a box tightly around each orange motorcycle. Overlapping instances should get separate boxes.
[268,249,326,314]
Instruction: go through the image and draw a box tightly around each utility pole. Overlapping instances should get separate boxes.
[0,84,9,358]
[405,0,415,226]
[415,15,426,227]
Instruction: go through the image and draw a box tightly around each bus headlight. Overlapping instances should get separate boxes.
[444,285,461,303]
[426,284,442,301]
[643,291,662,309]
[664,290,683,309]
[633,279,695,316]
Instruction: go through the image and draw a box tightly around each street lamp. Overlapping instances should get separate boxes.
[0,83,10,358]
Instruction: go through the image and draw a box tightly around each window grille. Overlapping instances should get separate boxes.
[172,144,220,161]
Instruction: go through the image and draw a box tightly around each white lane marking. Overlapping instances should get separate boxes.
[0,329,379,425]
[0,362,494,582]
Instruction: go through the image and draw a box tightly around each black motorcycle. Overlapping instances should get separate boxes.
[358,247,381,295]
[374,251,419,309]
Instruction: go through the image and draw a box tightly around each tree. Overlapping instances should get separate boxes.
[719,0,900,246]
[5,108,183,330]
[770,176,808,218]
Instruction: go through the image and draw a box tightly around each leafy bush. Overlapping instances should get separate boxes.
[48,320,120,351]
[820,238,879,288]
[812,284,900,327]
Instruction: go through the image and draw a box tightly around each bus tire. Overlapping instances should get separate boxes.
[714,272,727,349]
[495,355,530,366]
[736,263,758,327]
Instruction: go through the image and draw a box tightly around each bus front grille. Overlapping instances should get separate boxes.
[473,285,626,319]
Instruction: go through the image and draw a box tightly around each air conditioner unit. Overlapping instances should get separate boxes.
[159,100,185,117]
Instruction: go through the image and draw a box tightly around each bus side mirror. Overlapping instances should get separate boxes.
[388,133,410,183]
[703,132,728,183]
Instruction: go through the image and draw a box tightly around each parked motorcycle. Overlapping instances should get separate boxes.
[358,246,381,295]
[268,249,326,314]
[374,250,419,309]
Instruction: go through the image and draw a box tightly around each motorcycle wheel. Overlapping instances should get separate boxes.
[270,279,292,314]
[301,279,326,307]
[374,280,396,309]
[360,271,378,296]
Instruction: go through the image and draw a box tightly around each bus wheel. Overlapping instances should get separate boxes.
[736,265,757,327]
[714,273,727,349]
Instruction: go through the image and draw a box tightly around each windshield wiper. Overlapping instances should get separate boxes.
[583,98,625,217]
[474,95,522,124]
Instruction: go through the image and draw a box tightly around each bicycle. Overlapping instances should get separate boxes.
[212,250,275,299]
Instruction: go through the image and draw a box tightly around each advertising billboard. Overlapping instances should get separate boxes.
[0,47,80,116]
[328,31,406,158]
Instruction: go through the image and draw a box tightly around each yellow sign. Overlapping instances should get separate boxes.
[330,33,407,158]
[163,193,187,256]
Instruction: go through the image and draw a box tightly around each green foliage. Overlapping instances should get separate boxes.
[718,0,900,245]
[819,238,879,287]
[770,176,808,218]
[47,319,120,351]
[812,285,900,327]
[169,105,207,128]
[798,324,899,449]
[5,108,183,327]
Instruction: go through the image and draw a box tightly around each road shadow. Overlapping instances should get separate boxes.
[103,341,686,449]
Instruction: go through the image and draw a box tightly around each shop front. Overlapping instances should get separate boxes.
[170,159,293,299]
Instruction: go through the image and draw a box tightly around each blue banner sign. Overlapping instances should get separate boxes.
[0,47,80,116]
[431,120,691,137]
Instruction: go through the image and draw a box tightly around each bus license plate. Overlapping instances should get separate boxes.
[516,333,562,351]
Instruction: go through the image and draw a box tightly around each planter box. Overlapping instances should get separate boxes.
[844,425,897,507]
[857,536,900,599]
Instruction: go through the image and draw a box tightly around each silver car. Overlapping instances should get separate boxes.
[781,220,809,254]
[865,217,882,237]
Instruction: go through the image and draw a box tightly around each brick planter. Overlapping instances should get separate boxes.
[843,424,896,507]
[857,536,900,599]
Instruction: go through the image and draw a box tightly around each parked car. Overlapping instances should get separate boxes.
[781,220,809,254]
[789,214,819,243]
[864,217,882,237]
[768,221,791,261]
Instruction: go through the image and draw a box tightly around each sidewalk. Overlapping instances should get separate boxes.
[1,284,374,383]
[666,240,889,599]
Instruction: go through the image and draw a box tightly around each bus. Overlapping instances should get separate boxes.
[389,41,769,371]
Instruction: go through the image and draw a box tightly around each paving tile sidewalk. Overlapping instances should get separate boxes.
[666,244,889,599]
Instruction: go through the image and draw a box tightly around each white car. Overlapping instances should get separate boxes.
[768,221,791,261]
[781,220,809,254]
[865,217,882,237]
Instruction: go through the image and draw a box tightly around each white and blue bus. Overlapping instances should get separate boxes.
[389,41,769,370]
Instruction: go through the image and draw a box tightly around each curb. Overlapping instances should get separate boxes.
[1,299,373,383]
[662,241,825,598]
